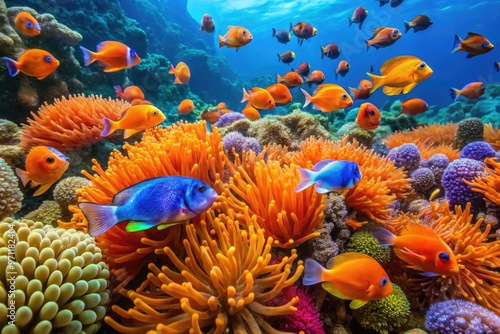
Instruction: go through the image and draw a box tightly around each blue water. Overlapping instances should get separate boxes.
[188,0,500,109]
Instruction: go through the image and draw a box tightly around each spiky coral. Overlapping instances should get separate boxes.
[217,151,325,248]
[484,123,500,151]
[466,157,500,205]
[104,208,304,334]
[383,123,457,149]
[410,201,500,315]
[20,94,130,151]
[287,137,411,221]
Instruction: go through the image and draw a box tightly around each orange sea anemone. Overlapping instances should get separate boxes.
[287,137,411,221]
[410,201,500,315]
[21,94,130,151]
[383,123,458,150]
[419,143,460,162]
[465,157,500,205]
[104,208,304,334]
[484,123,500,151]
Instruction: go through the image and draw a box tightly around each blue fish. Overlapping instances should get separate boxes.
[272,28,292,44]
[294,160,362,194]
[79,176,218,237]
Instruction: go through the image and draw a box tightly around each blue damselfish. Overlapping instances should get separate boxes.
[79,176,218,237]
[295,159,362,194]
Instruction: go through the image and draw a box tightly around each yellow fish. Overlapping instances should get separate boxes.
[367,55,433,96]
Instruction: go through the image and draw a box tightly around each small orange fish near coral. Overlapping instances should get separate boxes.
[169,61,191,84]
[218,26,253,51]
[15,146,70,196]
[349,79,373,100]
[101,104,166,139]
[178,99,195,114]
[201,109,220,124]
[303,252,393,309]
[356,102,381,130]
[277,71,303,88]
[242,103,260,120]
[114,85,145,102]
[241,87,275,110]
[301,84,352,112]
[2,49,59,80]
[398,98,429,116]
[14,12,40,37]
[80,41,141,72]
[266,83,292,106]
[373,223,459,276]
[449,82,485,101]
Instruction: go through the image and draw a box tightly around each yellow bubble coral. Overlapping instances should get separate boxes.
[104,208,304,333]
[0,218,110,334]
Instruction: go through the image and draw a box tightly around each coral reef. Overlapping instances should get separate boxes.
[453,117,484,149]
[459,141,496,161]
[0,157,23,220]
[410,168,435,194]
[0,218,109,334]
[222,131,262,162]
[383,123,457,149]
[442,158,485,210]
[215,112,247,128]
[23,200,61,227]
[387,143,421,173]
[53,176,91,221]
[20,94,130,151]
[484,123,500,150]
[346,231,391,264]
[419,153,450,187]
[104,209,304,333]
[466,157,500,205]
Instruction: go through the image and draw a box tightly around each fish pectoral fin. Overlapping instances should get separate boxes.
[419,271,440,277]
[402,83,418,94]
[124,128,141,139]
[314,183,332,194]
[349,299,368,309]
[395,246,426,264]
[382,86,404,96]
[321,282,350,300]
[466,53,477,58]
[103,66,124,73]
[157,221,184,231]
[33,183,54,196]
[125,220,158,232]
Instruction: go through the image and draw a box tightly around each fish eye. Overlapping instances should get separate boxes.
[27,21,33,28]
[268,99,272,104]
[242,30,246,35]
[209,16,212,19]
[44,56,51,62]
[341,94,347,99]
[346,63,350,68]
[418,62,426,69]
[153,111,158,115]
[368,109,375,116]
[392,29,399,36]
[480,85,485,92]
[198,185,206,192]
[130,49,137,57]
[283,94,287,97]
[46,157,55,164]
[380,277,388,287]
[482,42,489,48]
[438,252,450,261]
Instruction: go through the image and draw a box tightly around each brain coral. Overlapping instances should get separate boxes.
[0,157,23,220]
[20,94,130,151]
[54,177,91,221]
[466,157,500,205]
[0,218,110,334]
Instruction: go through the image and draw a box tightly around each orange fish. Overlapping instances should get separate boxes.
[201,109,221,124]
[356,103,381,130]
[169,62,191,84]
[2,49,59,80]
[241,87,275,110]
[14,12,40,37]
[335,60,350,79]
[373,223,459,276]
[178,99,195,114]
[349,79,373,100]
[301,84,353,112]
[452,32,494,58]
[449,82,485,101]
[15,146,70,196]
[218,26,253,51]
[277,72,303,88]
[365,27,402,51]
[398,98,429,116]
[303,252,393,309]
[114,85,145,102]
[101,103,166,139]
[305,70,325,87]
[242,103,261,121]
[80,41,141,72]
[266,83,292,105]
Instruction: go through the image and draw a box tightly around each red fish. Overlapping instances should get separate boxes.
[290,22,318,46]
[348,7,368,30]
[321,43,340,60]
[266,83,292,106]
[366,27,402,51]
[293,62,311,77]
[14,12,40,37]
[335,60,350,79]
[199,14,215,33]
[218,26,253,51]
[80,41,141,72]
[114,85,145,102]
[451,32,494,58]
[2,49,59,79]
[16,146,70,196]
[450,82,485,101]
[404,15,433,34]
[277,72,303,88]
[349,79,373,100]
[398,98,429,116]
[305,70,325,87]
[169,62,191,84]
[356,102,381,130]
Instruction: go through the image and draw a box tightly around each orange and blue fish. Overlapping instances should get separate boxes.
[2,49,59,79]
[14,12,40,37]
[451,32,494,58]
[80,41,141,72]
[449,82,485,101]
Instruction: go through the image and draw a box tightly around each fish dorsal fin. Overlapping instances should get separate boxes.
[467,32,481,37]
[400,223,437,237]
[371,26,386,39]
[227,25,234,30]
[330,252,371,269]
[312,159,335,171]
[380,56,419,75]
[112,179,155,205]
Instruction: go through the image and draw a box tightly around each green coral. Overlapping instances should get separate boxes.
[353,284,410,334]
[346,231,391,264]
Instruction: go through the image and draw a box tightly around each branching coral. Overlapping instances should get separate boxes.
[383,123,457,149]
[410,201,500,315]
[104,208,304,334]
[20,94,130,151]
[217,151,325,248]
[466,157,500,205]
[484,123,500,151]
[0,218,109,334]
[287,137,411,221]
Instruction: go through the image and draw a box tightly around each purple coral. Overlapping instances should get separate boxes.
[411,167,435,193]
[214,112,246,127]
[442,158,485,210]
[387,143,421,172]
[222,131,262,161]
[425,300,500,334]
[420,153,450,186]
[459,141,496,161]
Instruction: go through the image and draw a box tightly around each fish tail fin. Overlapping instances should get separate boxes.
[15,168,31,187]
[449,88,461,101]
[348,17,353,26]
[272,28,276,37]
[451,35,462,53]
[276,73,282,83]
[241,88,250,103]
[2,57,19,77]
[404,21,411,34]
[79,46,96,66]
[294,166,316,192]
[349,87,359,100]
[320,46,325,59]
[168,64,176,75]
[218,35,225,48]
[78,202,119,237]
[366,72,383,93]
[113,85,122,99]
[494,62,500,72]
[365,39,370,51]
[372,228,396,246]
[303,258,326,286]
[289,22,293,32]
[277,53,281,62]
[100,118,119,137]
